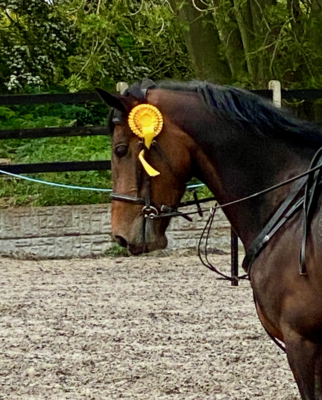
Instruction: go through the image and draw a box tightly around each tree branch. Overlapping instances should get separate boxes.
[2,8,16,25]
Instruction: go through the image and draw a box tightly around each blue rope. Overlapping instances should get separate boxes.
[0,169,113,192]
[0,169,205,192]
[186,183,205,190]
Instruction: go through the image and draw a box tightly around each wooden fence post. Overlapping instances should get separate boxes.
[268,80,281,108]
[116,82,129,94]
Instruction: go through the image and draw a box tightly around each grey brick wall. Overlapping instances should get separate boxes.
[0,203,233,259]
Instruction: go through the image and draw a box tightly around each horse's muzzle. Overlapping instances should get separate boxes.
[114,234,167,255]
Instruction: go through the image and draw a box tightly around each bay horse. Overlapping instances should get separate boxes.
[97,80,322,399]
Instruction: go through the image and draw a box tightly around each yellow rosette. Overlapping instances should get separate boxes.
[128,104,163,177]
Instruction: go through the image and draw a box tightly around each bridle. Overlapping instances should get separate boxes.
[110,137,212,221]
[110,88,214,221]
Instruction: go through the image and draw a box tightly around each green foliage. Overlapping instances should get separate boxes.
[175,0,322,88]
[245,1,322,88]
[0,0,193,207]
[62,0,193,92]
[1,0,322,208]
[0,102,112,207]
[105,243,129,257]
[218,0,322,88]
[1,0,322,91]
[0,0,77,92]
[0,170,112,207]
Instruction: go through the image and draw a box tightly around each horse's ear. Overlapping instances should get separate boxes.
[96,88,133,112]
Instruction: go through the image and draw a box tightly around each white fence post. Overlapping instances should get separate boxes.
[268,80,282,108]
[116,82,129,94]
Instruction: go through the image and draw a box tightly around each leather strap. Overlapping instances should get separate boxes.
[300,148,322,274]
[242,176,308,273]
[110,193,146,204]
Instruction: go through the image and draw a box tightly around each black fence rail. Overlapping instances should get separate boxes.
[0,126,110,140]
[0,160,111,174]
[1,88,322,284]
[2,88,322,174]
[0,92,109,174]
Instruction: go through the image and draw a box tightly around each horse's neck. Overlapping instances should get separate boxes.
[192,132,313,250]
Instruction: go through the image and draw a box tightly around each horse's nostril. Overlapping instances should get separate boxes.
[115,235,128,248]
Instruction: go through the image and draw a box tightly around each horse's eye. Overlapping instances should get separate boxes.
[115,145,128,158]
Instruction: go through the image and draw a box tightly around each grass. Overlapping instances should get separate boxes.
[0,102,113,207]
[0,102,213,208]
[105,243,129,257]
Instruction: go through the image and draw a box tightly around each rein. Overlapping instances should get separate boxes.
[148,160,322,220]
[112,130,322,275]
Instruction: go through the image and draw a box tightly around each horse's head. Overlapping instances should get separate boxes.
[97,86,196,255]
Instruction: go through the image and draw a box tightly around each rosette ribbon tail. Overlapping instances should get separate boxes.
[138,150,160,177]
[142,126,155,150]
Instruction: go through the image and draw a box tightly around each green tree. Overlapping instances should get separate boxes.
[170,0,322,88]
[0,0,77,92]
[169,0,232,83]
[60,0,193,92]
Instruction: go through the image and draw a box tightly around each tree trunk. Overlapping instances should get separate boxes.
[233,0,256,83]
[307,0,322,81]
[249,0,275,84]
[214,0,247,81]
[309,0,322,45]
[169,0,231,83]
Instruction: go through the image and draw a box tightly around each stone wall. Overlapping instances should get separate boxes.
[0,203,232,259]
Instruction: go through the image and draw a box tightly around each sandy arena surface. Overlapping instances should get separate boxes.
[0,252,300,400]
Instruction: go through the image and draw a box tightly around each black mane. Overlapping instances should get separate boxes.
[127,79,322,147]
